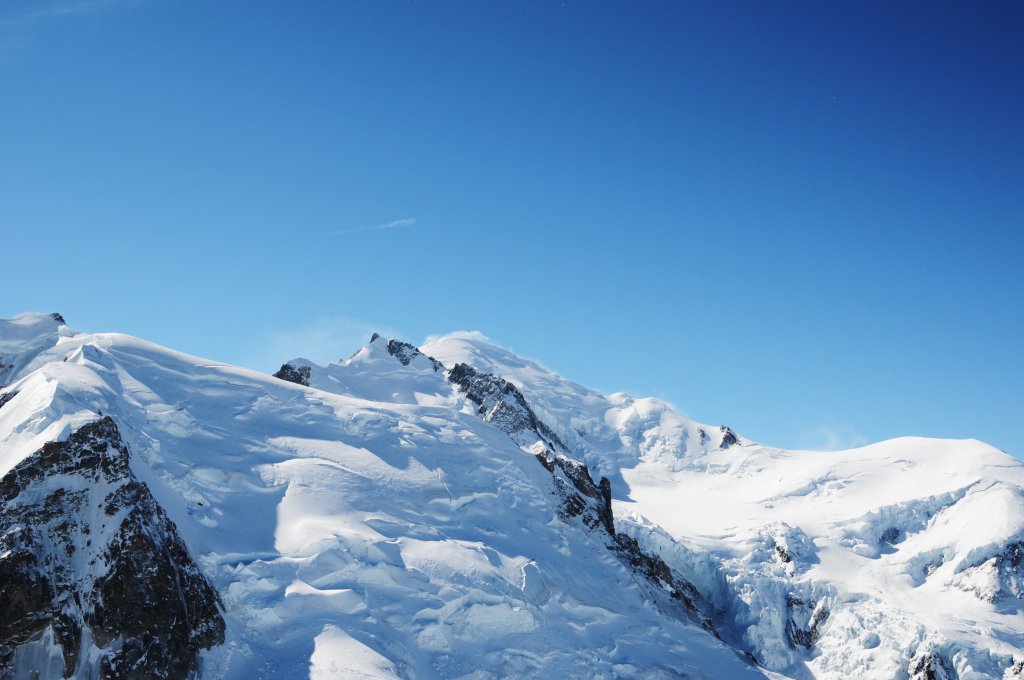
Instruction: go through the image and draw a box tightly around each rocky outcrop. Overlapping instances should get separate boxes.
[273,363,311,386]
[611,533,716,631]
[442,359,617,534]
[992,541,1023,586]
[879,526,902,545]
[0,391,15,410]
[49,313,66,325]
[785,594,829,650]
[952,541,1024,604]
[381,337,443,371]
[547,455,615,535]
[541,447,717,634]
[908,645,957,680]
[0,417,224,679]
[448,362,565,452]
[720,425,738,449]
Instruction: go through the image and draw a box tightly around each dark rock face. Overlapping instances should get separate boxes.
[908,647,957,680]
[448,362,565,452]
[550,466,614,534]
[544,454,716,632]
[990,542,1024,600]
[0,391,16,410]
[0,417,224,679]
[785,594,829,650]
[385,339,443,371]
[598,477,613,525]
[49,313,66,325]
[548,456,615,535]
[720,426,738,449]
[611,533,716,632]
[444,360,614,532]
[273,363,311,387]
[879,526,902,545]
[953,541,1024,605]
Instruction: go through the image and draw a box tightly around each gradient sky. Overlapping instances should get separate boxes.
[2,1,1022,456]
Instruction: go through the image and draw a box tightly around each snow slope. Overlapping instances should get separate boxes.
[0,315,768,679]
[2,314,1022,678]
[422,332,1024,679]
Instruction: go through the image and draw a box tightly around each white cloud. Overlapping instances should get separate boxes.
[1,0,140,28]
[1,0,145,63]
[421,330,494,345]
[239,317,398,372]
[334,218,417,235]
[798,418,868,452]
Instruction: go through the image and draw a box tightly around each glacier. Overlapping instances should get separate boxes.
[1,312,1022,678]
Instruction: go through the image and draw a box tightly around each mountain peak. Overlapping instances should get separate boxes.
[2,319,1021,678]
[0,312,76,387]
[3,311,67,331]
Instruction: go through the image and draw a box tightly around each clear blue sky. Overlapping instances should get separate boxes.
[2,1,1022,455]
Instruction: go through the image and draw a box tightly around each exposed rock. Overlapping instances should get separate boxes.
[992,541,1024,594]
[549,456,615,535]
[49,313,66,325]
[952,541,1024,604]
[754,524,818,575]
[0,391,16,410]
[908,645,957,680]
[273,363,311,387]
[599,477,613,524]
[720,426,738,449]
[879,526,902,545]
[385,339,443,371]
[448,362,565,451]
[785,594,829,650]
[0,417,224,679]
[548,465,615,536]
[611,533,716,632]
[552,477,589,523]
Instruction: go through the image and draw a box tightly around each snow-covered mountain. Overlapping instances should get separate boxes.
[1,313,1022,679]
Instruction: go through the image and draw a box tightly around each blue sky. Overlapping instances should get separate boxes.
[2,1,1022,455]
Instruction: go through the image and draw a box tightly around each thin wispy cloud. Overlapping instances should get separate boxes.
[334,218,417,235]
[798,418,868,452]
[1,0,144,64]
[422,330,494,345]
[239,316,399,372]
[1,0,139,28]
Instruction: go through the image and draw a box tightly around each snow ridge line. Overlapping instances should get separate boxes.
[376,336,720,634]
